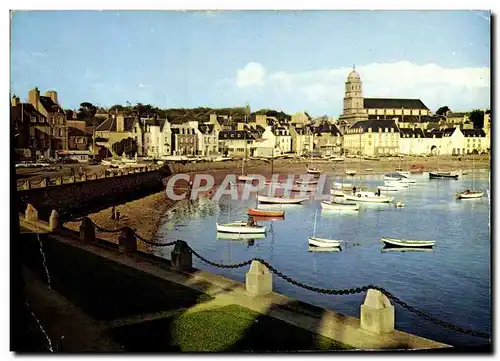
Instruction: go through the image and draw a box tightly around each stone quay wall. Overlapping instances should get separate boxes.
[16,165,171,221]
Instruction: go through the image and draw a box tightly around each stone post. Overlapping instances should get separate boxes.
[82,173,87,181]
[79,217,96,243]
[49,210,60,231]
[24,180,31,190]
[70,175,76,183]
[360,289,395,334]
[171,240,192,270]
[245,260,272,296]
[40,177,48,188]
[55,177,62,185]
[118,227,137,252]
[25,204,38,221]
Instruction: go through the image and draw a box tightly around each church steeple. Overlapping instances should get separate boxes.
[338,65,368,129]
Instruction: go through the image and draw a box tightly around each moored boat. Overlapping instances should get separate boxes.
[344,191,394,203]
[456,190,484,199]
[384,180,409,189]
[295,179,318,185]
[216,221,267,234]
[306,167,322,174]
[381,237,435,248]
[320,200,359,212]
[308,246,341,252]
[247,208,285,217]
[308,237,342,248]
[429,171,459,180]
[238,175,255,182]
[345,169,357,176]
[384,173,403,181]
[377,185,399,192]
[257,195,308,204]
[332,181,353,189]
[291,184,316,192]
[216,232,266,240]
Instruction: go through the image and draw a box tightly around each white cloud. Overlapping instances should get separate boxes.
[232,61,490,114]
[236,62,267,88]
[138,83,148,88]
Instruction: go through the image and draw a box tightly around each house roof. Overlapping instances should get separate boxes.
[218,130,255,140]
[39,96,65,114]
[349,119,400,132]
[11,103,48,124]
[447,112,468,118]
[68,127,91,137]
[364,98,429,110]
[95,116,136,132]
[399,128,426,138]
[462,129,486,137]
[199,123,215,134]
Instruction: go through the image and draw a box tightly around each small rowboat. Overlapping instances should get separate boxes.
[345,169,357,176]
[308,237,342,248]
[429,171,459,180]
[456,190,484,199]
[381,237,435,248]
[306,168,322,174]
[257,195,308,204]
[216,221,266,234]
[320,200,359,212]
[296,179,318,185]
[247,208,285,217]
[216,232,266,240]
[344,191,394,203]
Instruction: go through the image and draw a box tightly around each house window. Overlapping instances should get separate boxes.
[384,128,388,133]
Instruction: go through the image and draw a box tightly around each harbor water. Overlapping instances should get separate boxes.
[154,170,491,347]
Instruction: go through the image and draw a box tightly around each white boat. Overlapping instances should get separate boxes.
[308,209,342,248]
[296,179,318,185]
[456,190,484,199]
[330,157,345,162]
[381,247,433,253]
[320,200,359,212]
[377,185,400,192]
[398,177,416,184]
[381,237,435,248]
[396,171,411,178]
[344,191,394,203]
[257,195,308,204]
[216,232,266,240]
[306,167,321,174]
[216,221,266,234]
[384,173,403,181]
[384,181,409,189]
[345,169,357,176]
[456,155,483,200]
[309,237,342,248]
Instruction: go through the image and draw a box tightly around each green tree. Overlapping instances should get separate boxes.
[112,137,138,157]
[468,109,485,129]
[435,106,450,116]
[77,102,98,126]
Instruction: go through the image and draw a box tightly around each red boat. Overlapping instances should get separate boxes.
[247,208,285,217]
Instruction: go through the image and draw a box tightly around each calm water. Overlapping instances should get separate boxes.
[154,170,491,347]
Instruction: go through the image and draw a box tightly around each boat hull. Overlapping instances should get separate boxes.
[216,222,266,234]
[344,192,394,203]
[247,208,285,217]
[306,168,321,174]
[377,186,399,192]
[320,201,359,211]
[238,175,255,182]
[216,232,266,240]
[381,237,435,248]
[456,191,484,199]
[308,237,341,248]
[257,195,308,204]
[429,172,459,180]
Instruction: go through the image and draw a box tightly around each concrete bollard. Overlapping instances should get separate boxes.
[70,175,76,183]
[40,177,48,187]
[49,210,60,231]
[81,173,87,181]
[25,204,38,221]
[55,177,62,185]
[79,217,96,243]
[360,289,395,335]
[118,227,137,252]
[245,260,272,297]
[24,180,32,190]
[171,240,192,270]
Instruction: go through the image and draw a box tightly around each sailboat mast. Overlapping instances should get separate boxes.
[313,209,317,236]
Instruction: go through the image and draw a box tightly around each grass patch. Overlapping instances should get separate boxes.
[21,233,211,321]
[107,304,353,352]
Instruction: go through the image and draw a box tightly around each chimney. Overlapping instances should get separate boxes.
[116,113,125,132]
[28,87,40,111]
[44,90,58,105]
[11,95,20,107]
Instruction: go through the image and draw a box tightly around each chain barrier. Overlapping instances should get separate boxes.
[90,220,125,233]
[132,229,177,247]
[187,244,253,269]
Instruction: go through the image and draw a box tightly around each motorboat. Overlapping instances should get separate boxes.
[216,232,266,240]
[216,221,266,234]
[384,173,403,181]
[343,191,394,203]
[381,237,435,248]
[377,185,400,192]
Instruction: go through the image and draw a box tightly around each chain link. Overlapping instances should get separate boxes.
[132,230,177,247]
[187,244,253,269]
[90,220,125,233]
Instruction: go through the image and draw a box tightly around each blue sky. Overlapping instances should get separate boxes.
[10,10,490,116]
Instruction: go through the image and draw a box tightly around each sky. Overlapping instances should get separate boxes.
[10,10,491,117]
